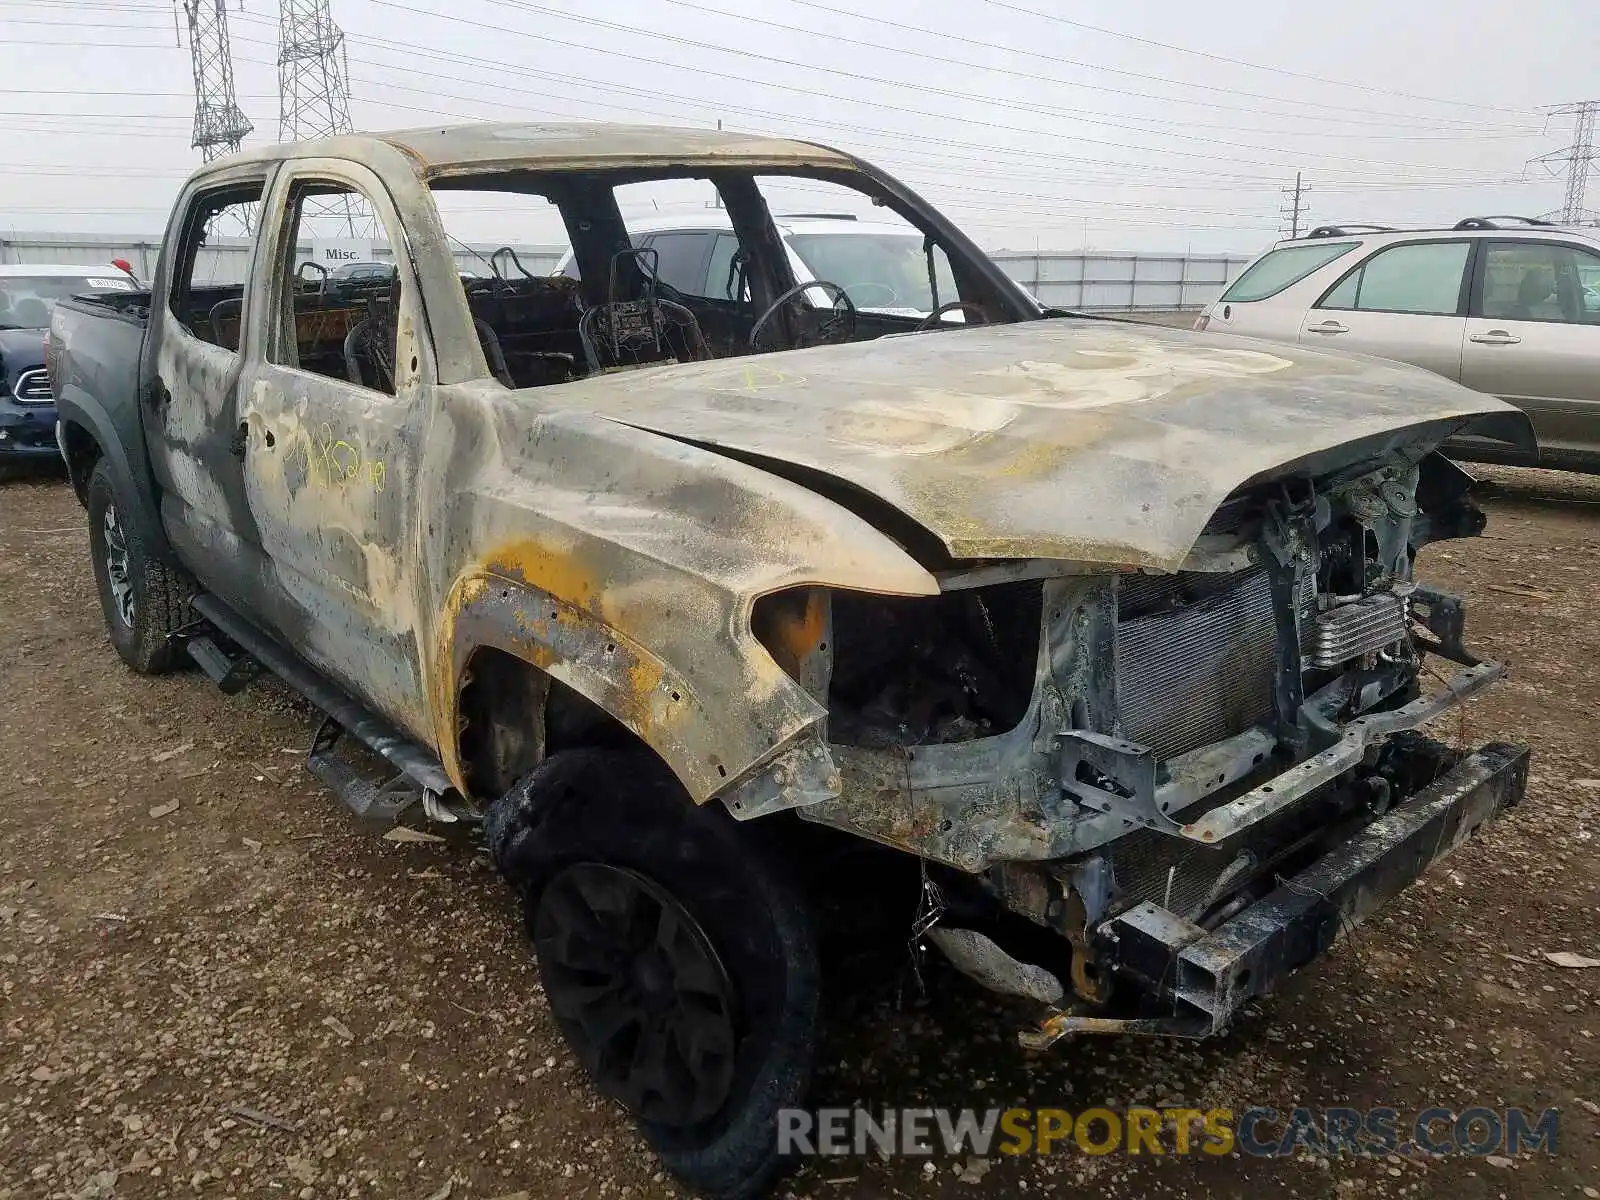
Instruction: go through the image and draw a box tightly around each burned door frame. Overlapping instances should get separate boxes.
[237,157,441,738]
[142,165,277,615]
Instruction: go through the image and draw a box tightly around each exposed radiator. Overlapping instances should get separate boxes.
[1102,825,1240,918]
[1115,569,1279,761]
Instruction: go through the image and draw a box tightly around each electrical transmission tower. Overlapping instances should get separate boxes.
[1280,171,1309,238]
[181,1,254,235]
[184,0,253,161]
[277,0,364,235]
[1530,100,1599,225]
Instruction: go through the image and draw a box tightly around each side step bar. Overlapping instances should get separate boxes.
[306,715,445,826]
[184,593,473,824]
[185,634,260,695]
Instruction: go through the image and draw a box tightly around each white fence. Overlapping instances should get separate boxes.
[0,233,1246,312]
[989,250,1252,312]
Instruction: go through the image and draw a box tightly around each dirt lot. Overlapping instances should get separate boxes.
[2,467,1598,1200]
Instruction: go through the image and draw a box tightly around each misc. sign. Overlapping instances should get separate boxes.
[308,239,375,268]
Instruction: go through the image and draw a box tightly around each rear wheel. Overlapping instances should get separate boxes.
[85,460,192,673]
[486,748,819,1200]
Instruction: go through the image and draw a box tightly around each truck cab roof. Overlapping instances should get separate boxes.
[203,121,853,180]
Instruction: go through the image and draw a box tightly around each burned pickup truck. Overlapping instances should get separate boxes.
[49,123,1530,1197]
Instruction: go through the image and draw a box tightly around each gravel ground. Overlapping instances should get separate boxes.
[1,466,1597,1200]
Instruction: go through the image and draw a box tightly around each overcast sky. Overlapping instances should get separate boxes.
[0,0,1595,254]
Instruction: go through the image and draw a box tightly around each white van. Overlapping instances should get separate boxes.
[553,211,960,318]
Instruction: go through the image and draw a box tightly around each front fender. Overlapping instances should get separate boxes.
[418,390,940,805]
[439,568,824,804]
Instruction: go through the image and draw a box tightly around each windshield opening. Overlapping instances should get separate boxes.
[786,232,958,315]
[418,160,1015,390]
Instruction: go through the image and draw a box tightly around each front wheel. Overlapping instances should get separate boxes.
[486,748,820,1200]
[85,460,192,673]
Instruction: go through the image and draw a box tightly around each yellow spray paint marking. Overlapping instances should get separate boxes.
[740,363,805,391]
[294,422,387,492]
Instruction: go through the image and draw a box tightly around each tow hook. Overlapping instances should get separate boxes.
[1018,1008,1210,1049]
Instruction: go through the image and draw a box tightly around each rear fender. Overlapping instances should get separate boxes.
[55,382,172,558]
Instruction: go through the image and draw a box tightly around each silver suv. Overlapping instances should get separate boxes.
[1197,216,1600,472]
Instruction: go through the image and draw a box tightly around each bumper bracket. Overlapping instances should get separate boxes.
[1094,740,1529,1039]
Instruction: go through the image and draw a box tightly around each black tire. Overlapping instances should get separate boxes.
[486,748,819,1200]
[85,459,193,674]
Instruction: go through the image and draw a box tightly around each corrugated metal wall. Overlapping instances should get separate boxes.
[0,234,1245,311]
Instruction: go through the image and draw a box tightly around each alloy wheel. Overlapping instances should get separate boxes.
[102,502,135,628]
[533,862,738,1127]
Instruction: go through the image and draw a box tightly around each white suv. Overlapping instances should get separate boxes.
[1197,216,1600,472]
[554,211,960,318]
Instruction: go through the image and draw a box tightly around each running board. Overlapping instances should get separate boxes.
[307,715,439,826]
[186,593,474,824]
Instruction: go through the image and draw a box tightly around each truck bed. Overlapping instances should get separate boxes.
[49,292,157,522]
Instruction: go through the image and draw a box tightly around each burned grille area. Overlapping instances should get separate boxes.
[823,581,1043,747]
[1115,568,1278,761]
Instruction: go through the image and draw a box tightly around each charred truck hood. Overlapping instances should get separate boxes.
[543,319,1530,572]
[486,317,1530,1039]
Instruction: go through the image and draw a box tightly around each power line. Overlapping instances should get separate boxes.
[6,9,1528,183]
[0,36,178,46]
[662,0,1538,136]
[977,0,1529,115]
[0,0,1545,131]
[233,27,1386,185]
[0,14,171,25]
[377,0,1524,180]
[768,0,1542,132]
[479,0,1522,169]
[0,4,1545,240]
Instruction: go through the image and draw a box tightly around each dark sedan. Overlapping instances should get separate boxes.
[0,266,137,473]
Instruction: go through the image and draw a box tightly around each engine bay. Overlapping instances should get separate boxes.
[747,446,1497,871]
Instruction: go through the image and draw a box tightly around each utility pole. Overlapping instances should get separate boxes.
[278,0,363,236]
[1280,171,1309,238]
[1530,101,1599,225]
